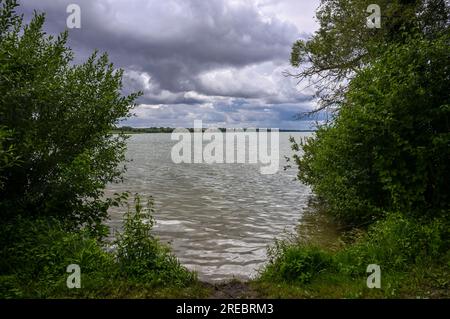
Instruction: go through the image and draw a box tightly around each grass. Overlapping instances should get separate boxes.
[253,212,449,298]
[252,264,449,298]
[0,196,210,299]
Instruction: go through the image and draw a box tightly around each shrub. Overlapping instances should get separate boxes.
[115,196,197,286]
[0,216,116,298]
[0,196,197,298]
[293,34,450,226]
[259,213,449,288]
[0,0,141,233]
[261,240,333,284]
[336,213,450,276]
[0,127,19,190]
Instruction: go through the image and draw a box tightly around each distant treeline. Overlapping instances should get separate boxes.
[112,126,174,133]
[112,126,315,133]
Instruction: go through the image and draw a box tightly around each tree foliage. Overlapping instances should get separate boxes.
[289,0,449,111]
[294,34,450,225]
[0,0,141,231]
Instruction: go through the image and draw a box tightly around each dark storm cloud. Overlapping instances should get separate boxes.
[19,0,298,90]
[18,0,319,128]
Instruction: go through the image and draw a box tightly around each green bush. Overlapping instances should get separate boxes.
[261,241,333,284]
[259,213,449,290]
[0,217,115,298]
[0,0,141,233]
[115,196,197,286]
[261,212,449,281]
[337,213,449,276]
[0,127,20,190]
[0,196,197,298]
[293,34,450,226]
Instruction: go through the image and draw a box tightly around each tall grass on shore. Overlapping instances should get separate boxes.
[0,196,204,299]
[257,213,449,298]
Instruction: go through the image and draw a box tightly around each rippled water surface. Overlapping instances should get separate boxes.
[106,132,315,282]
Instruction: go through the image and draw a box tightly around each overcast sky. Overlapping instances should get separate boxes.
[19,0,321,129]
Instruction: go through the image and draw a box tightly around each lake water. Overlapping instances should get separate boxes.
[106,132,328,282]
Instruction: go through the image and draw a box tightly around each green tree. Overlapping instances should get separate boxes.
[294,34,450,225]
[289,0,449,111]
[0,0,141,232]
[0,127,19,190]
